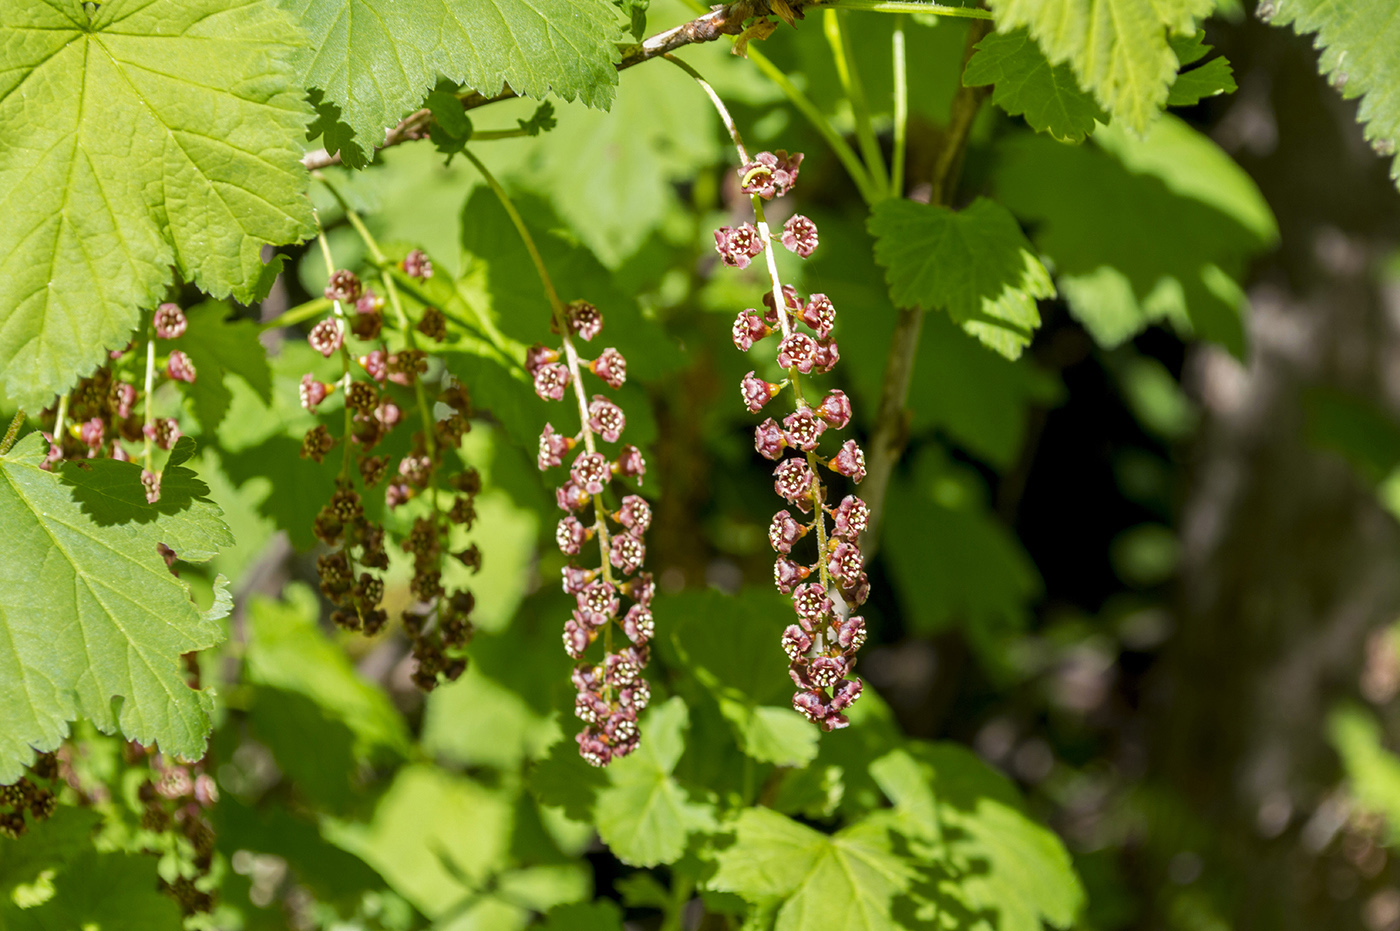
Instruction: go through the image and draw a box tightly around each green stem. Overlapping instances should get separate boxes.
[0,410,24,456]
[891,13,908,196]
[260,296,332,331]
[824,9,888,196]
[471,128,531,141]
[659,874,696,931]
[460,146,618,668]
[53,394,69,449]
[313,220,358,483]
[141,330,156,471]
[665,54,749,162]
[743,47,882,206]
[818,0,992,16]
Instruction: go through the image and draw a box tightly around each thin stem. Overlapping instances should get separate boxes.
[862,18,992,556]
[260,296,331,331]
[824,9,888,196]
[665,54,748,163]
[461,146,618,620]
[743,47,882,206]
[471,128,532,141]
[0,410,24,456]
[141,331,157,471]
[819,0,992,16]
[891,14,908,197]
[53,394,69,449]
[314,218,358,482]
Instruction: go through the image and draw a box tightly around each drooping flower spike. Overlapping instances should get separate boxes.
[462,147,653,767]
[671,54,869,731]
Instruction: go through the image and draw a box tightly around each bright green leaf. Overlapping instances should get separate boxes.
[1166,32,1236,106]
[0,0,314,411]
[0,434,231,781]
[871,742,1085,931]
[869,197,1054,360]
[1330,704,1400,844]
[985,0,1213,133]
[993,116,1277,355]
[0,848,183,931]
[594,697,718,866]
[538,900,625,931]
[1272,0,1400,190]
[283,0,621,161]
[709,808,914,931]
[964,28,1106,143]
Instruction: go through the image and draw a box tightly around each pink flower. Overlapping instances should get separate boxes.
[610,531,646,574]
[782,409,825,451]
[324,269,363,303]
[801,294,835,338]
[534,363,570,401]
[831,440,866,483]
[567,301,603,341]
[615,445,646,483]
[814,337,840,374]
[588,395,626,443]
[563,620,591,659]
[732,310,770,352]
[762,284,802,323]
[617,495,652,533]
[571,451,611,495]
[590,348,627,388]
[837,615,867,652]
[741,372,779,414]
[578,580,620,618]
[792,582,833,627]
[782,624,812,660]
[402,249,433,280]
[556,515,589,555]
[561,565,595,595]
[816,389,852,429]
[359,350,388,382]
[715,224,765,269]
[773,556,808,594]
[153,303,187,339]
[525,344,559,375]
[556,480,591,512]
[538,423,572,470]
[830,676,863,711]
[627,572,656,607]
[777,333,818,373]
[827,541,864,588]
[769,510,803,554]
[755,418,786,460]
[166,350,197,383]
[832,495,870,542]
[623,604,654,644]
[308,319,343,358]
[782,215,819,257]
[774,457,815,507]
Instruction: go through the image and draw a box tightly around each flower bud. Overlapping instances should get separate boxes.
[153,303,187,339]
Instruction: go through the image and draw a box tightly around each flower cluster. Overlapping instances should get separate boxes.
[529,300,653,766]
[718,150,868,731]
[0,754,59,839]
[42,302,199,503]
[303,265,479,691]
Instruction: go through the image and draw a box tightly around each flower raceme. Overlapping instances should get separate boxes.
[301,261,481,692]
[717,150,868,732]
[527,300,653,767]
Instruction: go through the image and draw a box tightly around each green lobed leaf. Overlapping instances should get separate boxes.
[1271,0,1400,190]
[664,588,820,767]
[871,742,1086,931]
[283,0,622,161]
[868,197,1054,360]
[0,434,231,781]
[0,847,184,931]
[985,0,1214,133]
[709,808,914,931]
[1166,31,1236,107]
[993,116,1277,355]
[0,0,314,411]
[593,697,718,867]
[964,28,1106,143]
[883,447,1041,656]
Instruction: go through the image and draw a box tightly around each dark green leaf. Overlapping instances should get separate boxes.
[964,28,1106,143]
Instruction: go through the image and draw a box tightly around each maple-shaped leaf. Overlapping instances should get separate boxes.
[0,435,232,782]
[1270,0,1400,190]
[284,0,622,161]
[0,0,314,412]
[593,697,718,867]
[709,808,914,931]
[964,28,1106,143]
[1166,30,1236,107]
[985,0,1213,134]
[868,197,1054,360]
